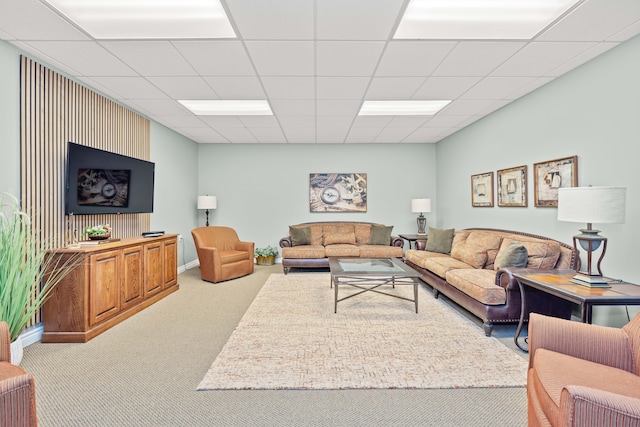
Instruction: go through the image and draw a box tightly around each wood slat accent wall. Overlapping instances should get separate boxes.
[20,56,151,325]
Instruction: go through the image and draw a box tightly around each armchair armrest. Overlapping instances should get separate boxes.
[236,241,254,254]
[0,322,10,363]
[528,313,634,372]
[559,385,640,427]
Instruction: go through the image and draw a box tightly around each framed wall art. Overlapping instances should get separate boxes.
[497,165,527,207]
[309,173,367,212]
[471,172,494,207]
[533,155,578,207]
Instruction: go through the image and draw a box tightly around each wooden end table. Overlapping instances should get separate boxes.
[398,233,428,249]
[512,270,640,352]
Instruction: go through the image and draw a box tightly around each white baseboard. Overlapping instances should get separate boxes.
[19,323,44,347]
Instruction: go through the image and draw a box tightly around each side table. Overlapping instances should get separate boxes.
[512,270,640,352]
[398,233,427,249]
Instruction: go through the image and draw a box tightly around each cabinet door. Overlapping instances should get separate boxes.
[163,238,178,288]
[122,245,144,310]
[144,241,164,296]
[89,250,121,326]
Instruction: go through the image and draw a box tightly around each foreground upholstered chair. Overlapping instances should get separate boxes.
[0,322,38,426]
[527,312,640,427]
[192,226,254,283]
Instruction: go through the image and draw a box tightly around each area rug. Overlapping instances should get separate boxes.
[198,273,527,390]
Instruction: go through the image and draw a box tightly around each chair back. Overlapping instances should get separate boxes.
[623,312,640,375]
[192,226,240,251]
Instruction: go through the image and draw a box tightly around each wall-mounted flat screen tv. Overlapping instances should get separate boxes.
[65,142,155,215]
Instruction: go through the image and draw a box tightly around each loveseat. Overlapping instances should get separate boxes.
[405,228,580,336]
[279,222,404,274]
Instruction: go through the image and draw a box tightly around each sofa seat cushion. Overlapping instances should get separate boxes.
[501,237,561,269]
[405,250,450,269]
[220,250,251,264]
[444,269,506,305]
[531,348,640,425]
[358,245,403,258]
[421,256,475,279]
[450,230,504,269]
[282,245,326,259]
[325,244,360,257]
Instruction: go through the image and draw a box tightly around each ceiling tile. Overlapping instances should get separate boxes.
[376,42,457,77]
[270,101,316,116]
[87,77,169,100]
[199,116,245,128]
[23,41,135,76]
[316,0,405,40]
[129,99,191,116]
[203,76,266,99]
[432,42,526,77]
[101,41,197,76]
[316,41,385,76]
[0,0,89,40]
[440,100,500,116]
[226,0,314,40]
[248,127,287,142]
[147,77,219,99]
[261,77,315,100]
[402,128,447,143]
[491,42,596,77]
[278,115,316,129]
[365,77,426,99]
[352,116,394,127]
[539,0,640,42]
[547,42,618,76]
[386,116,430,128]
[413,77,482,99]
[246,41,314,76]
[238,116,280,128]
[316,77,370,100]
[180,128,229,143]
[316,100,361,116]
[460,77,538,100]
[215,127,259,142]
[423,115,476,128]
[172,41,255,76]
[374,127,415,142]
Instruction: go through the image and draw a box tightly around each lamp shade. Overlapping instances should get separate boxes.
[197,195,217,210]
[411,198,431,213]
[557,187,626,224]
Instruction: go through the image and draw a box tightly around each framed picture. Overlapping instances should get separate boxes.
[309,173,367,212]
[471,172,494,207]
[533,155,578,207]
[497,165,527,207]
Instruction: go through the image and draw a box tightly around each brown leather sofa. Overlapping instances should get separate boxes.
[405,228,579,336]
[528,312,640,426]
[0,322,38,427]
[279,221,404,274]
[192,226,254,283]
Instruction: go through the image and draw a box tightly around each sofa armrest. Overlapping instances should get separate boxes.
[528,313,634,372]
[559,385,640,427]
[390,236,403,247]
[279,237,292,248]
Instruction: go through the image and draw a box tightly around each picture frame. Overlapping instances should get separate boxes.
[471,172,494,207]
[533,155,578,207]
[497,165,527,207]
[309,173,367,213]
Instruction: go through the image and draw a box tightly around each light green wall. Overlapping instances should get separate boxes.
[196,143,436,251]
[0,41,21,194]
[436,35,640,325]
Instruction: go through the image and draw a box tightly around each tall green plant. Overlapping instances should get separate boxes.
[0,192,81,341]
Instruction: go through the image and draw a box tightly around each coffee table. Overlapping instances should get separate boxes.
[329,257,422,313]
[513,270,640,352]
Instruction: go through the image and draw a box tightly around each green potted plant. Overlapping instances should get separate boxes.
[254,245,278,265]
[0,193,81,363]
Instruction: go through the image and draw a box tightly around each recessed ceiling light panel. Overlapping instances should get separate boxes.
[43,0,236,39]
[394,0,581,40]
[179,100,273,116]
[358,100,451,116]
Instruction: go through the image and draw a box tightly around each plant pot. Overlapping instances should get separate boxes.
[10,335,23,365]
[256,255,275,265]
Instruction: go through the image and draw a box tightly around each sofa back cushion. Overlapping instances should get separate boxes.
[501,237,561,269]
[354,223,372,244]
[451,231,503,269]
[323,224,356,245]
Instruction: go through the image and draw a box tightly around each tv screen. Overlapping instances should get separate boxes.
[65,142,155,215]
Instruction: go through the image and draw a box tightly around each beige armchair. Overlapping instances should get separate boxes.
[192,226,254,283]
[0,322,38,427]
[527,312,640,427]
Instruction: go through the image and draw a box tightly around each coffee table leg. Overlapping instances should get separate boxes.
[334,279,338,313]
[414,282,418,313]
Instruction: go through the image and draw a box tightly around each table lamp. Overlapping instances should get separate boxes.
[197,195,217,226]
[557,186,626,286]
[411,198,431,235]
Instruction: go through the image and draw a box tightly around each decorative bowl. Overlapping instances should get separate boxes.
[88,232,111,241]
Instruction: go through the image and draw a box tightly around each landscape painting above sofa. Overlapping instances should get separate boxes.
[309,173,367,212]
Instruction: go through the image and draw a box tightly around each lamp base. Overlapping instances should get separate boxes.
[570,273,611,288]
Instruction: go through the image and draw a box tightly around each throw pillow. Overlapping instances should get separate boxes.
[289,226,311,246]
[425,227,455,254]
[324,231,356,245]
[369,225,393,245]
[494,242,528,270]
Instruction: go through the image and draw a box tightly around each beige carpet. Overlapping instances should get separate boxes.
[198,273,527,390]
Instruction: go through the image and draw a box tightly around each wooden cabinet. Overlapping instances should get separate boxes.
[42,235,179,343]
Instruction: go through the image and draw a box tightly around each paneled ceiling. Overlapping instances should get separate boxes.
[1,0,640,144]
